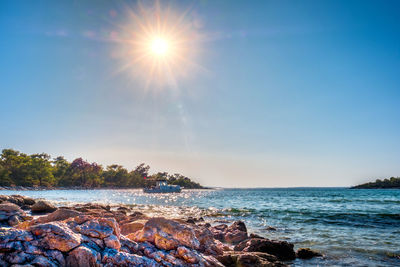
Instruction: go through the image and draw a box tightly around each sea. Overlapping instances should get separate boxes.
[1,188,399,266]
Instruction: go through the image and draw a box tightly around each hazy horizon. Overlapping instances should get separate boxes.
[1,0,400,188]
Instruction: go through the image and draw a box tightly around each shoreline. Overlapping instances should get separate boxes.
[0,194,322,267]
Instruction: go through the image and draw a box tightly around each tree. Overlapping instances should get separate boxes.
[103,164,129,187]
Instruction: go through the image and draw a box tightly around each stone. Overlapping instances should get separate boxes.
[0,202,24,214]
[216,251,286,267]
[131,217,200,250]
[101,248,158,266]
[66,245,101,267]
[104,235,121,250]
[234,238,296,261]
[30,222,82,252]
[8,215,21,226]
[120,220,146,235]
[296,248,322,259]
[31,201,57,214]
[75,219,113,239]
[31,255,58,267]
[177,246,200,264]
[35,208,82,224]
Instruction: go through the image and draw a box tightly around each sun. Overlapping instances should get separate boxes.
[150,37,169,56]
[112,1,203,89]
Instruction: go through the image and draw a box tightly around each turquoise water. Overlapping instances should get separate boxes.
[1,188,399,266]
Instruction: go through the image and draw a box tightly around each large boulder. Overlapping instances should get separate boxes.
[211,221,248,244]
[35,208,82,224]
[234,238,296,261]
[0,202,28,226]
[30,222,82,252]
[31,200,57,214]
[120,219,146,235]
[130,217,200,250]
[66,245,101,267]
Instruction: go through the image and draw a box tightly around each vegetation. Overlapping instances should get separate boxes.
[351,177,400,189]
[0,149,203,189]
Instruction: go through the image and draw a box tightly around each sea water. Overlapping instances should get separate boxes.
[1,188,399,266]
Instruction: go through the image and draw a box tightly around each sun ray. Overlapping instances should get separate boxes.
[111,0,206,90]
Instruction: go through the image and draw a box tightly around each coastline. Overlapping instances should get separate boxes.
[0,194,322,266]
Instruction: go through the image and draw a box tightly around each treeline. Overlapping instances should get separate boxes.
[0,149,203,189]
[351,177,400,189]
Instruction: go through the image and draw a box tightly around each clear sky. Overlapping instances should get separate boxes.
[1,0,400,187]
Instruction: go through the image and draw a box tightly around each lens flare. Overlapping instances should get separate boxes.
[112,1,204,90]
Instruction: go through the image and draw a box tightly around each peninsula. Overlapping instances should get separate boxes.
[351,177,400,189]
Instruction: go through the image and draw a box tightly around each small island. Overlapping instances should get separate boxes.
[351,177,400,189]
[0,149,203,190]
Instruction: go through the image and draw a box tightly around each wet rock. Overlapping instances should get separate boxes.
[31,200,57,214]
[193,226,224,255]
[296,248,322,259]
[66,245,101,267]
[234,238,296,261]
[216,251,286,267]
[35,208,82,224]
[131,217,200,250]
[30,222,82,252]
[120,220,146,235]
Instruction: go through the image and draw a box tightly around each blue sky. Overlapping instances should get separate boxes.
[1,0,399,187]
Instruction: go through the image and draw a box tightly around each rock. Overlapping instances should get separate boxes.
[31,201,57,214]
[101,248,158,266]
[30,222,82,252]
[120,220,146,235]
[211,221,248,244]
[177,246,200,264]
[216,251,286,267]
[35,208,82,224]
[75,219,114,239]
[296,248,322,259]
[193,226,223,255]
[31,255,58,267]
[8,215,21,226]
[0,202,24,214]
[66,245,101,267]
[234,238,296,261]
[104,235,121,250]
[131,217,200,250]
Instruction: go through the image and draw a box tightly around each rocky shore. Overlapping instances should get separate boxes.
[0,195,322,266]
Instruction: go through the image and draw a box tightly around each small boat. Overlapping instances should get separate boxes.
[143,179,181,193]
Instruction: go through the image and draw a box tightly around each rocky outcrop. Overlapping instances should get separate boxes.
[0,195,322,266]
[211,220,248,244]
[234,238,296,261]
[296,248,322,259]
[130,217,200,250]
[31,200,57,213]
[0,202,30,226]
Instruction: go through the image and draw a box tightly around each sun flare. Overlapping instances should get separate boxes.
[150,37,169,56]
[113,1,203,89]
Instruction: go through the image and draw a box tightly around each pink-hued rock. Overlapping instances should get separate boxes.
[120,219,146,235]
[35,208,82,224]
[131,217,200,250]
[104,234,121,250]
[30,222,82,252]
[75,219,113,239]
[66,245,101,267]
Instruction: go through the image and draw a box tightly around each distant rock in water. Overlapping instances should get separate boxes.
[351,177,400,189]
